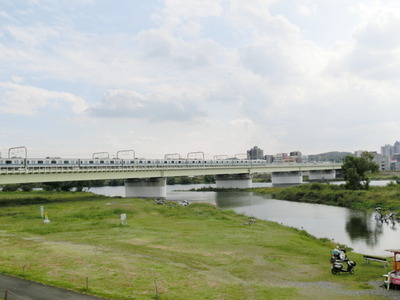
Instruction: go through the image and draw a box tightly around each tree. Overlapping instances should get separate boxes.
[342,152,379,190]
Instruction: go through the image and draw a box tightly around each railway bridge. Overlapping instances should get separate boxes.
[0,160,341,198]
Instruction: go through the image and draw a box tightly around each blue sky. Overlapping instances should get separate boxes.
[1,0,400,159]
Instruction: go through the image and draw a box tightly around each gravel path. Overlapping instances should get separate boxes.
[291,280,400,300]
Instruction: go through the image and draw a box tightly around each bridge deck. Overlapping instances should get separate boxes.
[0,163,341,184]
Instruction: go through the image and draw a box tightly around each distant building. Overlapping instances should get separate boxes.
[274,153,289,163]
[354,150,364,157]
[381,144,393,157]
[379,141,400,170]
[290,151,303,163]
[264,155,274,163]
[394,141,400,154]
[380,156,391,171]
[247,146,264,160]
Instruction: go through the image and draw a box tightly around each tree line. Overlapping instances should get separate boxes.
[1,176,216,192]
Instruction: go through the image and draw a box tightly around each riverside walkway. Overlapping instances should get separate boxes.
[0,274,106,300]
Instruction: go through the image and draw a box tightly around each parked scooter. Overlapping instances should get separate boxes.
[330,247,347,263]
[330,247,356,274]
[331,259,356,274]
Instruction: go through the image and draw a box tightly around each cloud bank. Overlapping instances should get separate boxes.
[1,0,400,158]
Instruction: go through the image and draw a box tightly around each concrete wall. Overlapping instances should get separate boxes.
[215,174,252,189]
[271,171,303,186]
[308,170,336,181]
[125,178,167,198]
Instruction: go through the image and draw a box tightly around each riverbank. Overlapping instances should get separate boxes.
[0,191,395,299]
[253,182,400,213]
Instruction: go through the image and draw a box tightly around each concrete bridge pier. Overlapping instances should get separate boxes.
[125,178,167,198]
[215,174,252,189]
[308,170,336,181]
[271,171,303,186]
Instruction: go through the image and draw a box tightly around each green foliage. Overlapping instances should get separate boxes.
[342,152,379,190]
[258,182,400,212]
[1,184,19,192]
[0,191,103,207]
[167,176,215,185]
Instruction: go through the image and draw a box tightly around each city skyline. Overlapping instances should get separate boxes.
[2,1,400,158]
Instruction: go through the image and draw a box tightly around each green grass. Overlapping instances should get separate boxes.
[0,192,390,299]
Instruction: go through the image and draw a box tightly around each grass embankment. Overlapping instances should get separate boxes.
[0,191,391,300]
[254,182,400,213]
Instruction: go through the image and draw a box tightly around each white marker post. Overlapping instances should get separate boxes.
[40,205,44,218]
[121,213,127,225]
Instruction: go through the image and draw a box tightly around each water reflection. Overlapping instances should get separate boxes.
[345,211,382,248]
[215,192,265,208]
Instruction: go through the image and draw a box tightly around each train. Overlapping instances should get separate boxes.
[0,157,269,172]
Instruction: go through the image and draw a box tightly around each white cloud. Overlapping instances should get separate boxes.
[298,5,317,17]
[87,89,206,122]
[4,24,59,47]
[2,0,400,157]
[0,82,88,115]
[332,8,400,81]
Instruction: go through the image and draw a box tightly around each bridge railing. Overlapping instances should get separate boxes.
[0,162,341,175]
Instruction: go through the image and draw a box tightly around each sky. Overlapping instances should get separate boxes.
[1,0,400,159]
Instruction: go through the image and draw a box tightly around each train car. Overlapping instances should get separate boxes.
[121,159,138,167]
[0,153,270,173]
[0,158,25,171]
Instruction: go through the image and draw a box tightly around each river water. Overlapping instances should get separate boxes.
[89,182,400,257]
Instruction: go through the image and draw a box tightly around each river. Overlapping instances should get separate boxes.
[89,182,400,257]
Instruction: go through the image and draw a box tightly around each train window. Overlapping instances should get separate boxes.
[89,161,94,164]
[5,160,12,164]
[131,161,135,164]
[51,160,57,164]
[148,161,151,164]
[110,161,114,164]
[100,161,104,164]
[38,161,43,164]
[64,161,69,164]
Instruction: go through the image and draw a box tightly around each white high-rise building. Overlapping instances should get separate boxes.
[381,144,393,157]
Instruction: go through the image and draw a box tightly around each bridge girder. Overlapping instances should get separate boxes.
[0,164,341,185]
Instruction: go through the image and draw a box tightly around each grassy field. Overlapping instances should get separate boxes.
[0,191,395,299]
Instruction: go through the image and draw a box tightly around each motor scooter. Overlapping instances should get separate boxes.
[331,259,356,274]
[330,247,347,263]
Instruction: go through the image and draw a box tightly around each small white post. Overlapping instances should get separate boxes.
[120,213,127,225]
[40,206,44,218]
